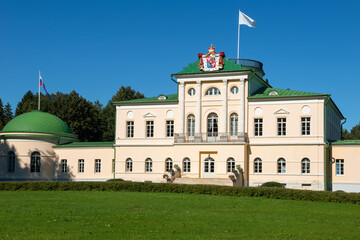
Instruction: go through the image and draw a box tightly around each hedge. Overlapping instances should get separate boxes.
[0,181,359,205]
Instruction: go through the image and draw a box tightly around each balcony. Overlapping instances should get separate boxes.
[174,132,247,143]
[228,59,263,71]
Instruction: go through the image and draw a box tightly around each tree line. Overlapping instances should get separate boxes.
[0,86,144,142]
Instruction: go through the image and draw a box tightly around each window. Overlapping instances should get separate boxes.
[301,117,310,135]
[146,121,154,137]
[127,121,134,138]
[205,88,221,96]
[254,158,262,173]
[188,88,196,96]
[145,158,152,172]
[166,120,174,137]
[254,119,263,136]
[95,159,101,173]
[227,158,235,173]
[277,118,286,136]
[78,159,84,173]
[126,158,133,172]
[277,158,286,173]
[187,114,195,137]
[301,158,310,174]
[207,113,218,137]
[165,158,173,172]
[231,86,238,94]
[61,159,67,173]
[183,158,191,173]
[336,159,344,176]
[30,152,41,172]
[230,113,238,136]
[8,151,15,173]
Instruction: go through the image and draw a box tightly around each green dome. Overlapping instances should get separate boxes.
[2,110,74,136]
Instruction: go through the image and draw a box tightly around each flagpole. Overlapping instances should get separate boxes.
[237,14,240,64]
[38,70,40,110]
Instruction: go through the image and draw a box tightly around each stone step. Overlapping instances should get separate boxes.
[173,177,233,186]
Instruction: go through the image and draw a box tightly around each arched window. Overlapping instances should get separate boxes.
[301,158,310,174]
[145,158,152,172]
[230,113,238,136]
[165,158,173,172]
[183,158,191,173]
[254,158,262,173]
[30,151,41,173]
[205,88,221,96]
[188,88,196,96]
[8,151,15,173]
[207,113,218,137]
[277,158,286,174]
[231,86,239,94]
[126,158,133,172]
[227,158,235,173]
[187,114,195,137]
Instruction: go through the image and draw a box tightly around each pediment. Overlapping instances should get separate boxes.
[274,109,290,115]
[143,112,156,118]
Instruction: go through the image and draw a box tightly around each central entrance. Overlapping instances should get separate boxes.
[203,156,215,178]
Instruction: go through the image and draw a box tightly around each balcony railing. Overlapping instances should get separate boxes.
[228,59,263,70]
[174,132,247,143]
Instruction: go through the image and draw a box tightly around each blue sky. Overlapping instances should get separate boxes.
[0,0,359,130]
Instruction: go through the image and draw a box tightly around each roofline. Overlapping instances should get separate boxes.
[248,94,330,101]
[112,101,178,106]
[328,97,345,120]
[53,142,114,148]
[0,131,77,138]
[0,134,79,142]
[172,70,255,79]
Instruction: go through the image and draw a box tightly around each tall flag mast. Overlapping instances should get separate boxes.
[38,70,41,110]
[237,10,256,61]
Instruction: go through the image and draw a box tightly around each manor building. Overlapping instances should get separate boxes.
[1,45,359,192]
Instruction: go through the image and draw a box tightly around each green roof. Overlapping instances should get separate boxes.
[249,87,328,99]
[332,140,360,145]
[113,94,178,104]
[53,142,114,148]
[174,58,263,75]
[1,110,76,138]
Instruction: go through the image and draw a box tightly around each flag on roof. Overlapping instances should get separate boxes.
[39,73,51,99]
[239,10,256,28]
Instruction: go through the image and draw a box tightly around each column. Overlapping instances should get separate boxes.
[195,80,201,136]
[179,81,185,136]
[221,79,228,140]
[239,79,245,139]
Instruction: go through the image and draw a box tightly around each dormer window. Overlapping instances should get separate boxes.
[188,88,196,96]
[206,88,221,96]
[269,90,278,96]
[158,95,167,100]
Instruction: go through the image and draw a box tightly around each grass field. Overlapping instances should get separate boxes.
[0,191,360,239]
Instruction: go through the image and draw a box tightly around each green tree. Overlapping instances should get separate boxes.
[0,98,5,129]
[101,86,144,141]
[3,103,13,125]
[342,123,360,140]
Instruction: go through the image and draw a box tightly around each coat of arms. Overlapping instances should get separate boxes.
[198,44,225,71]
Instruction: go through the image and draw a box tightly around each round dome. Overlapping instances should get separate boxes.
[2,110,75,136]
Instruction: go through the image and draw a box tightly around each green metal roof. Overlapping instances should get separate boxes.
[249,87,328,99]
[174,58,263,75]
[53,142,114,148]
[332,140,360,145]
[1,110,76,138]
[113,94,178,104]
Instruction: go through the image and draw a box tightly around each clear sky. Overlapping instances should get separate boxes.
[0,0,359,130]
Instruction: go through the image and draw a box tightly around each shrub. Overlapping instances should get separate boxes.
[261,182,284,188]
[107,179,124,182]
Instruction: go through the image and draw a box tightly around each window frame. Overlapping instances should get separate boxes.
[301,158,310,174]
[231,86,239,94]
[145,158,152,173]
[277,158,286,174]
[78,159,84,173]
[183,158,191,173]
[301,117,311,136]
[165,158,173,172]
[188,88,196,96]
[254,158,262,174]
[127,121,134,138]
[230,113,238,136]
[226,158,235,173]
[205,87,221,96]
[336,159,344,176]
[187,114,195,137]
[254,118,263,137]
[126,158,133,172]
[61,159,67,173]
[95,159,101,173]
[207,113,218,137]
[146,121,154,138]
[30,151,41,173]
[8,151,15,173]
[166,120,174,137]
[277,118,286,136]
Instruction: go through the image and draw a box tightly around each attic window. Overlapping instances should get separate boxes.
[269,90,278,96]
[158,95,167,100]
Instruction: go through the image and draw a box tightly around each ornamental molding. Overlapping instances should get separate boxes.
[274,109,290,115]
[143,112,156,118]
[198,44,225,71]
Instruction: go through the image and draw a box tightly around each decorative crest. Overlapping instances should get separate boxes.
[198,44,225,71]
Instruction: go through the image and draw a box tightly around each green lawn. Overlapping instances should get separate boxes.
[0,191,360,239]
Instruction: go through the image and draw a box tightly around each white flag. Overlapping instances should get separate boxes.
[239,10,256,28]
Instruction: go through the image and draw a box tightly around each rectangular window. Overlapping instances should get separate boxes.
[301,117,310,135]
[95,159,101,173]
[277,118,286,136]
[127,121,134,138]
[146,121,154,137]
[166,120,174,137]
[254,119,263,136]
[61,159,67,173]
[336,159,344,176]
[78,159,84,173]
